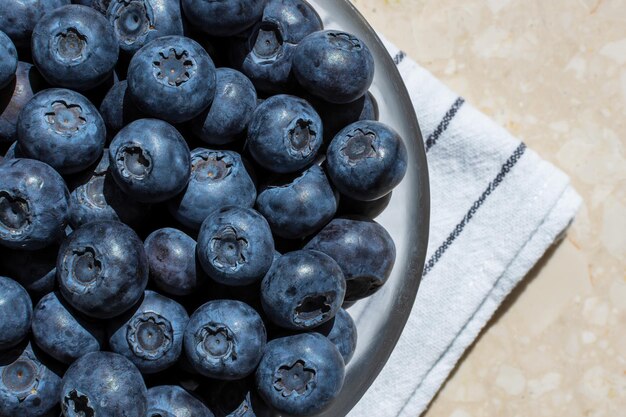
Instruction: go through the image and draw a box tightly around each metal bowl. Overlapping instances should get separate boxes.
[300,1,430,416]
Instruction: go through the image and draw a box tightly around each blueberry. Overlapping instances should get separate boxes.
[73,0,111,14]
[0,0,70,48]
[184,299,267,380]
[17,88,106,174]
[191,68,257,146]
[197,206,274,286]
[98,80,143,141]
[68,152,148,229]
[256,164,338,239]
[326,120,408,201]
[0,159,70,250]
[312,91,379,143]
[0,276,32,350]
[261,249,345,330]
[0,342,62,417]
[57,220,148,319]
[230,0,323,93]
[337,191,392,219]
[108,290,189,373]
[293,30,375,104]
[60,351,147,417]
[0,62,46,147]
[0,246,58,299]
[314,308,357,364]
[127,35,216,123]
[247,94,323,173]
[169,149,256,230]
[31,5,119,90]
[108,118,191,203]
[0,31,17,90]
[182,0,265,37]
[304,217,396,301]
[255,333,345,416]
[144,228,206,296]
[147,385,215,417]
[107,0,184,56]
[31,291,105,364]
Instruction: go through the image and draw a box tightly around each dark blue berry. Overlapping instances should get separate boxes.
[147,385,215,417]
[326,120,408,201]
[0,342,62,417]
[0,0,70,48]
[182,0,265,37]
[169,148,256,230]
[0,158,70,250]
[255,333,345,416]
[293,30,375,104]
[68,152,148,229]
[197,206,274,286]
[31,291,104,364]
[31,5,119,90]
[60,351,147,417]
[108,118,191,203]
[98,80,143,141]
[107,0,184,56]
[0,276,32,350]
[314,308,357,364]
[0,62,46,147]
[73,0,111,14]
[127,35,216,123]
[256,164,338,239]
[57,220,148,319]
[230,0,323,93]
[184,299,267,380]
[0,30,17,89]
[191,68,257,145]
[144,227,206,296]
[261,249,346,330]
[17,88,106,174]
[305,217,396,301]
[108,290,189,373]
[247,94,323,173]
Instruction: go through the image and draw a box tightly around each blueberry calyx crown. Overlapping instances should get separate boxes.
[340,128,378,165]
[115,144,153,180]
[286,119,316,159]
[273,360,316,397]
[195,323,237,361]
[152,48,196,87]
[54,28,87,64]
[327,32,362,51]
[110,0,155,45]
[63,389,95,417]
[126,311,174,360]
[252,22,283,59]
[192,152,234,182]
[77,175,107,209]
[45,100,87,135]
[294,293,332,327]
[62,246,103,293]
[0,191,32,237]
[1,353,41,400]
[210,225,248,272]
[148,410,175,417]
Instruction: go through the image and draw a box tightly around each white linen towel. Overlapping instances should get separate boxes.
[347,40,582,417]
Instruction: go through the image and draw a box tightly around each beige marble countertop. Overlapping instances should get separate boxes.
[351,0,626,416]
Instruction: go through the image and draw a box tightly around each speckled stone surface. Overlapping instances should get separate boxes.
[351,0,626,415]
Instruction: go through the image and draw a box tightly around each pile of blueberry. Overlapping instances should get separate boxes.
[0,1,408,416]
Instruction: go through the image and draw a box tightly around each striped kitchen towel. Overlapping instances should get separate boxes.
[347,41,582,417]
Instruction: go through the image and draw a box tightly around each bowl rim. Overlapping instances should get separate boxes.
[312,1,431,416]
